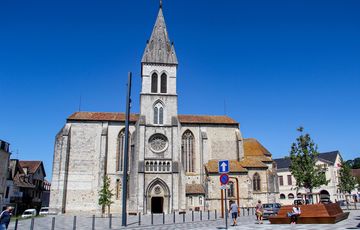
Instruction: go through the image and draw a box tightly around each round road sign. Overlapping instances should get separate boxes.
[220,173,229,185]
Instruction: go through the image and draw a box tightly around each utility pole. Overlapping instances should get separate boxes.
[121,72,132,227]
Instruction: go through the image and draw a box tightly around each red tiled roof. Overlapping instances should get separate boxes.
[19,161,42,174]
[186,184,205,194]
[352,169,360,177]
[67,112,239,125]
[67,112,139,122]
[205,160,248,173]
[243,138,271,157]
[178,115,238,125]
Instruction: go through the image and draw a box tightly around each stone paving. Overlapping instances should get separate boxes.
[9,210,360,230]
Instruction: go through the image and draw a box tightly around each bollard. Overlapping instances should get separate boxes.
[355,202,357,210]
[73,216,77,230]
[183,212,185,223]
[200,210,202,221]
[30,218,35,230]
[139,212,141,226]
[247,208,250,216]
[208,210,210,220]
[215,209,217,219]
[92,215,95,230]
[14,219,18,230]
[151,212,154,225]
[252,207,254,215]
[173,211,176,223]
[109,214,112,229]
[51,217,56,230]
[242,208,245,216]
[192,211,194,222]
[163,212,165,224]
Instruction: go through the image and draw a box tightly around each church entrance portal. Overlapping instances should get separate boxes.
[151,197,164,213]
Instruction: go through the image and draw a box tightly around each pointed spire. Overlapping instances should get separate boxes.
[141,3,178,65]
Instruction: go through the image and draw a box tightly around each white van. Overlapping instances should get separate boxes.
[21,209,37,218]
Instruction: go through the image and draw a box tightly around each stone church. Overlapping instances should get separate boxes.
[50,4,278,214]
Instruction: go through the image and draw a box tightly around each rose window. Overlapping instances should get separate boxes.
[149,134,168,153]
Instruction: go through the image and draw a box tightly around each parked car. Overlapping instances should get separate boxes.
[21,209,37,218]
[293,198,304,205]
[262,203,281,219]
[39,207,49,215]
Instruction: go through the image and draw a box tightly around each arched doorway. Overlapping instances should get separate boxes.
[151,197,164,213]
[146,178,170,214]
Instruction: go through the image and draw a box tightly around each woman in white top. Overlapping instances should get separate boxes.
[291,204,301,224]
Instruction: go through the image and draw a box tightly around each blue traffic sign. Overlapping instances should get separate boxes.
[220,173,229,185]
[218,160,229,173]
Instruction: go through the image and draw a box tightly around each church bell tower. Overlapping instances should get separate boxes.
[140,3,178,125]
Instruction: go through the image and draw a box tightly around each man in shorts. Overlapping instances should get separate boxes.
[229,200,238,226]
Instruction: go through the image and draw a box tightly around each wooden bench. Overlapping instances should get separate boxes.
[268,203,349,224]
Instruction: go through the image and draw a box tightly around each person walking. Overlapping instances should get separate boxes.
[255,200,263,224]
[229,200,238,226]
[0,206,14,230]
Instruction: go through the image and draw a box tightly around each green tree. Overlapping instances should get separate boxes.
[98,175,114,216]
[338,160,356,194]
[346,157,360,169]
[289,127,329,202]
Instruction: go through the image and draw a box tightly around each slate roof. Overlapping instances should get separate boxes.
[318,151,339,164]
[141,6,178,65]
[243,138,272,157]
[19,161,43,174]
[67,112,239,125]
[274,158,291,170]
[205,160,247,174]
[185,184,205,195]
[274,151,340,170]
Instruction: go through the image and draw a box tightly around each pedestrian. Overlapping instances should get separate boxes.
[255,200,263,224]
[0,206,14,230]
[229,200,238,226]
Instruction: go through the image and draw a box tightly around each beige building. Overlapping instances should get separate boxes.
[274,151,345,205]
[0,139,11,209]
[50,4,278,214]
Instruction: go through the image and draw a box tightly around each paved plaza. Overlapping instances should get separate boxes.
[9,210,360,230]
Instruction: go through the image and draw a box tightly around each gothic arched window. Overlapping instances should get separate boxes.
[253,173,261,191]
[181,130,195,172]
[228,181,235,197]
[160,73,167,93]
[116,129,130,172]
[151,73,158,93]
[153,102,164,125]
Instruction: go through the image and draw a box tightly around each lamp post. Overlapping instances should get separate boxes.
[121,72,132,226]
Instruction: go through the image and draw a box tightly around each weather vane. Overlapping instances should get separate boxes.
[160,0,162,8]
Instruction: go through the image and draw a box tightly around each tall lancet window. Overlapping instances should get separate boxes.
[116,129,131,172]
[182,130,195,172]
[160,73,167,93]
[151,73,158,93]
[153,102,164,125]
[253,173,261,192]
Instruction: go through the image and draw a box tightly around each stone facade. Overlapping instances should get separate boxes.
[50,5,279,214]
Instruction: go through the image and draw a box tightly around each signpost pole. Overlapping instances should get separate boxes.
[224,187,228,229]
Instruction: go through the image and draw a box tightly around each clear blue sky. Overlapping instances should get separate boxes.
[1,0,359,180]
